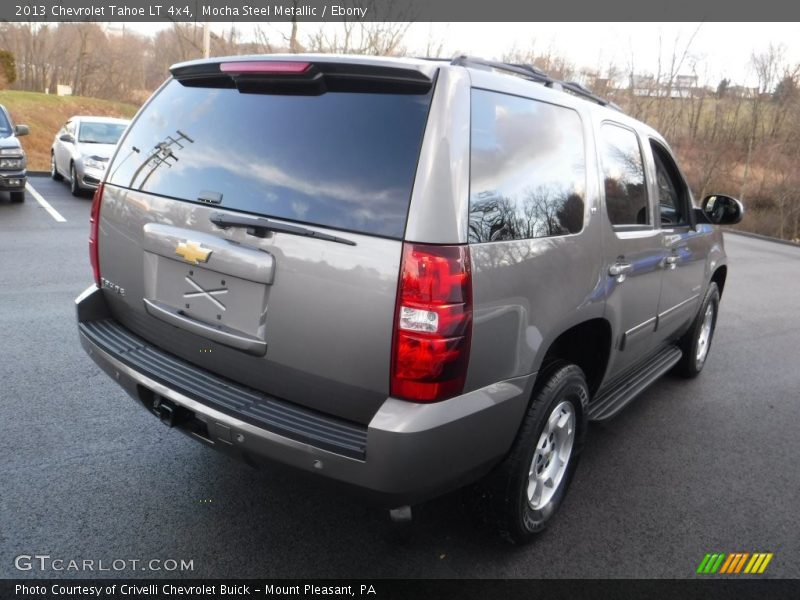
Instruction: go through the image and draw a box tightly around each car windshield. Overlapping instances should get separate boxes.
[78,122,127,144]
[0,111,11,136]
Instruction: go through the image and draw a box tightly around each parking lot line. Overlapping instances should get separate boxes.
[25,181,67,223]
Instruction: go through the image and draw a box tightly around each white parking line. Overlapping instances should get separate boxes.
[25,181,67,223]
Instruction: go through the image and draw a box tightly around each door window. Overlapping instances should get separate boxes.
[599,124,649,228]
[651,142,690,226]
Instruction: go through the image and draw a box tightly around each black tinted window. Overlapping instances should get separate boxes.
[599,124,649,227]
[107,80,432,238]
[652,143,688,226]
[469,90,586,243]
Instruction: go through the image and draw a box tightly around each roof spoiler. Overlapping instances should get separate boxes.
[170,59,434,95]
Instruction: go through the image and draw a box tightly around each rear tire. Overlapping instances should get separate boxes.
[51,152,63,181]
[10,190,24,203]
[674,282,719,378]
[485,363,587,544]
[70,163,81,196]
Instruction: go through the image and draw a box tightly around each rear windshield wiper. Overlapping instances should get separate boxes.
[210,212,356,246]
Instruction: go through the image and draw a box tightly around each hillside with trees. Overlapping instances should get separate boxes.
[0,90,137,170]
[1,22,797,241]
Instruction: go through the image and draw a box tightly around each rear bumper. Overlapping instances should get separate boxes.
[76,285,533,505]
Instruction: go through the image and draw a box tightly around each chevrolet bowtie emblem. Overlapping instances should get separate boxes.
[175,241,212,265]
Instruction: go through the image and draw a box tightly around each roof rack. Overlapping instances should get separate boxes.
[449,55,622,112]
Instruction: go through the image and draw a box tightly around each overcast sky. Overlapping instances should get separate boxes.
[124,21,800,87]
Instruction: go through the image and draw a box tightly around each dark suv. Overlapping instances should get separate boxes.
[0,104,29,203]
[76,55,743,543]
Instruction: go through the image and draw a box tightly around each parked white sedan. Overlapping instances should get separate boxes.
[51,116,130,196]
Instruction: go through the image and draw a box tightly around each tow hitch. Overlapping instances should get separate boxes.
[152,395,185,427]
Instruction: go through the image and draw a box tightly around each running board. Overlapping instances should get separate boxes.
[587,346,682,421]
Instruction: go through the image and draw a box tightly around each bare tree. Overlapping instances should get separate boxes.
[503,44,577,81]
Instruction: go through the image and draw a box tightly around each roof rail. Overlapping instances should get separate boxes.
[450,55,621,112]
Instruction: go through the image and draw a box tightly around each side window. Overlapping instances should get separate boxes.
[651,142,689,226]
[469,89,586,243]
[599,124,649,227]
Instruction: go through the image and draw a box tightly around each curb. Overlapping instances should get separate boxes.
[724,229,800,249]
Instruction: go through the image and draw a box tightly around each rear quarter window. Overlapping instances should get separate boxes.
[469,89,587,243]
[107,79,433,239]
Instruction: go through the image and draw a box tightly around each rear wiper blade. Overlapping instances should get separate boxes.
[209,212,356,246]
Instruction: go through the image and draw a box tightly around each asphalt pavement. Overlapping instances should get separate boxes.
[1,176,799,579]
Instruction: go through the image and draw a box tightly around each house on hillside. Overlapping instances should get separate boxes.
[631,73,701,98]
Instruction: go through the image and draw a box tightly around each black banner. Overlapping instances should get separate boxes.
[2,0,800,22]
[3,579,800,600]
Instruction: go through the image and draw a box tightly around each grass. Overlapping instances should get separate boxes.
[0,90,139,171]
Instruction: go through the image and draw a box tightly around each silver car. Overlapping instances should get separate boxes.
[76,55,743,543]
[51,116,130,196]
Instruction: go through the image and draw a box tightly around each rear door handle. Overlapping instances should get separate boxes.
[609,263,633,277]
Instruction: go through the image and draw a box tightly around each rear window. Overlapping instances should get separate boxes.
[107,79,433,238]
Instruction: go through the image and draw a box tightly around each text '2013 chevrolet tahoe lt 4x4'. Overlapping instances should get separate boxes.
[76,55,744,543]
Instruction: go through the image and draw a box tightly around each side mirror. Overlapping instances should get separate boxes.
[59,133,74,143]
[700,194,745,225]
[15,124,29,136]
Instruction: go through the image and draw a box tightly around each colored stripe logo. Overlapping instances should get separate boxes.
[696,552,773,574]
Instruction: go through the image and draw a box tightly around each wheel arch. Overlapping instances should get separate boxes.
[538,318,612,400]
[711,265,727,297]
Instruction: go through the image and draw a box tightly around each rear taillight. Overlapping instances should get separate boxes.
[391,243,473,402]
[89,183,103,287]
[220,61,311,75]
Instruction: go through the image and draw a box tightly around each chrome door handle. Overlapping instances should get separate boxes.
[609,262,633,283]
[609,263,633,277]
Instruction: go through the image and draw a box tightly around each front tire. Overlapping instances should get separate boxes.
[69,162,81,196]
[486,363,587,544]
[10,190,24,203]
[674,282,719,378]
[51,152,63,181]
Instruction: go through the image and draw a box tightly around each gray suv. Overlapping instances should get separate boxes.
[76,55,743,543]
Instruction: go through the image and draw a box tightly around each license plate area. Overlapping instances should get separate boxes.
[145,253,268,340]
